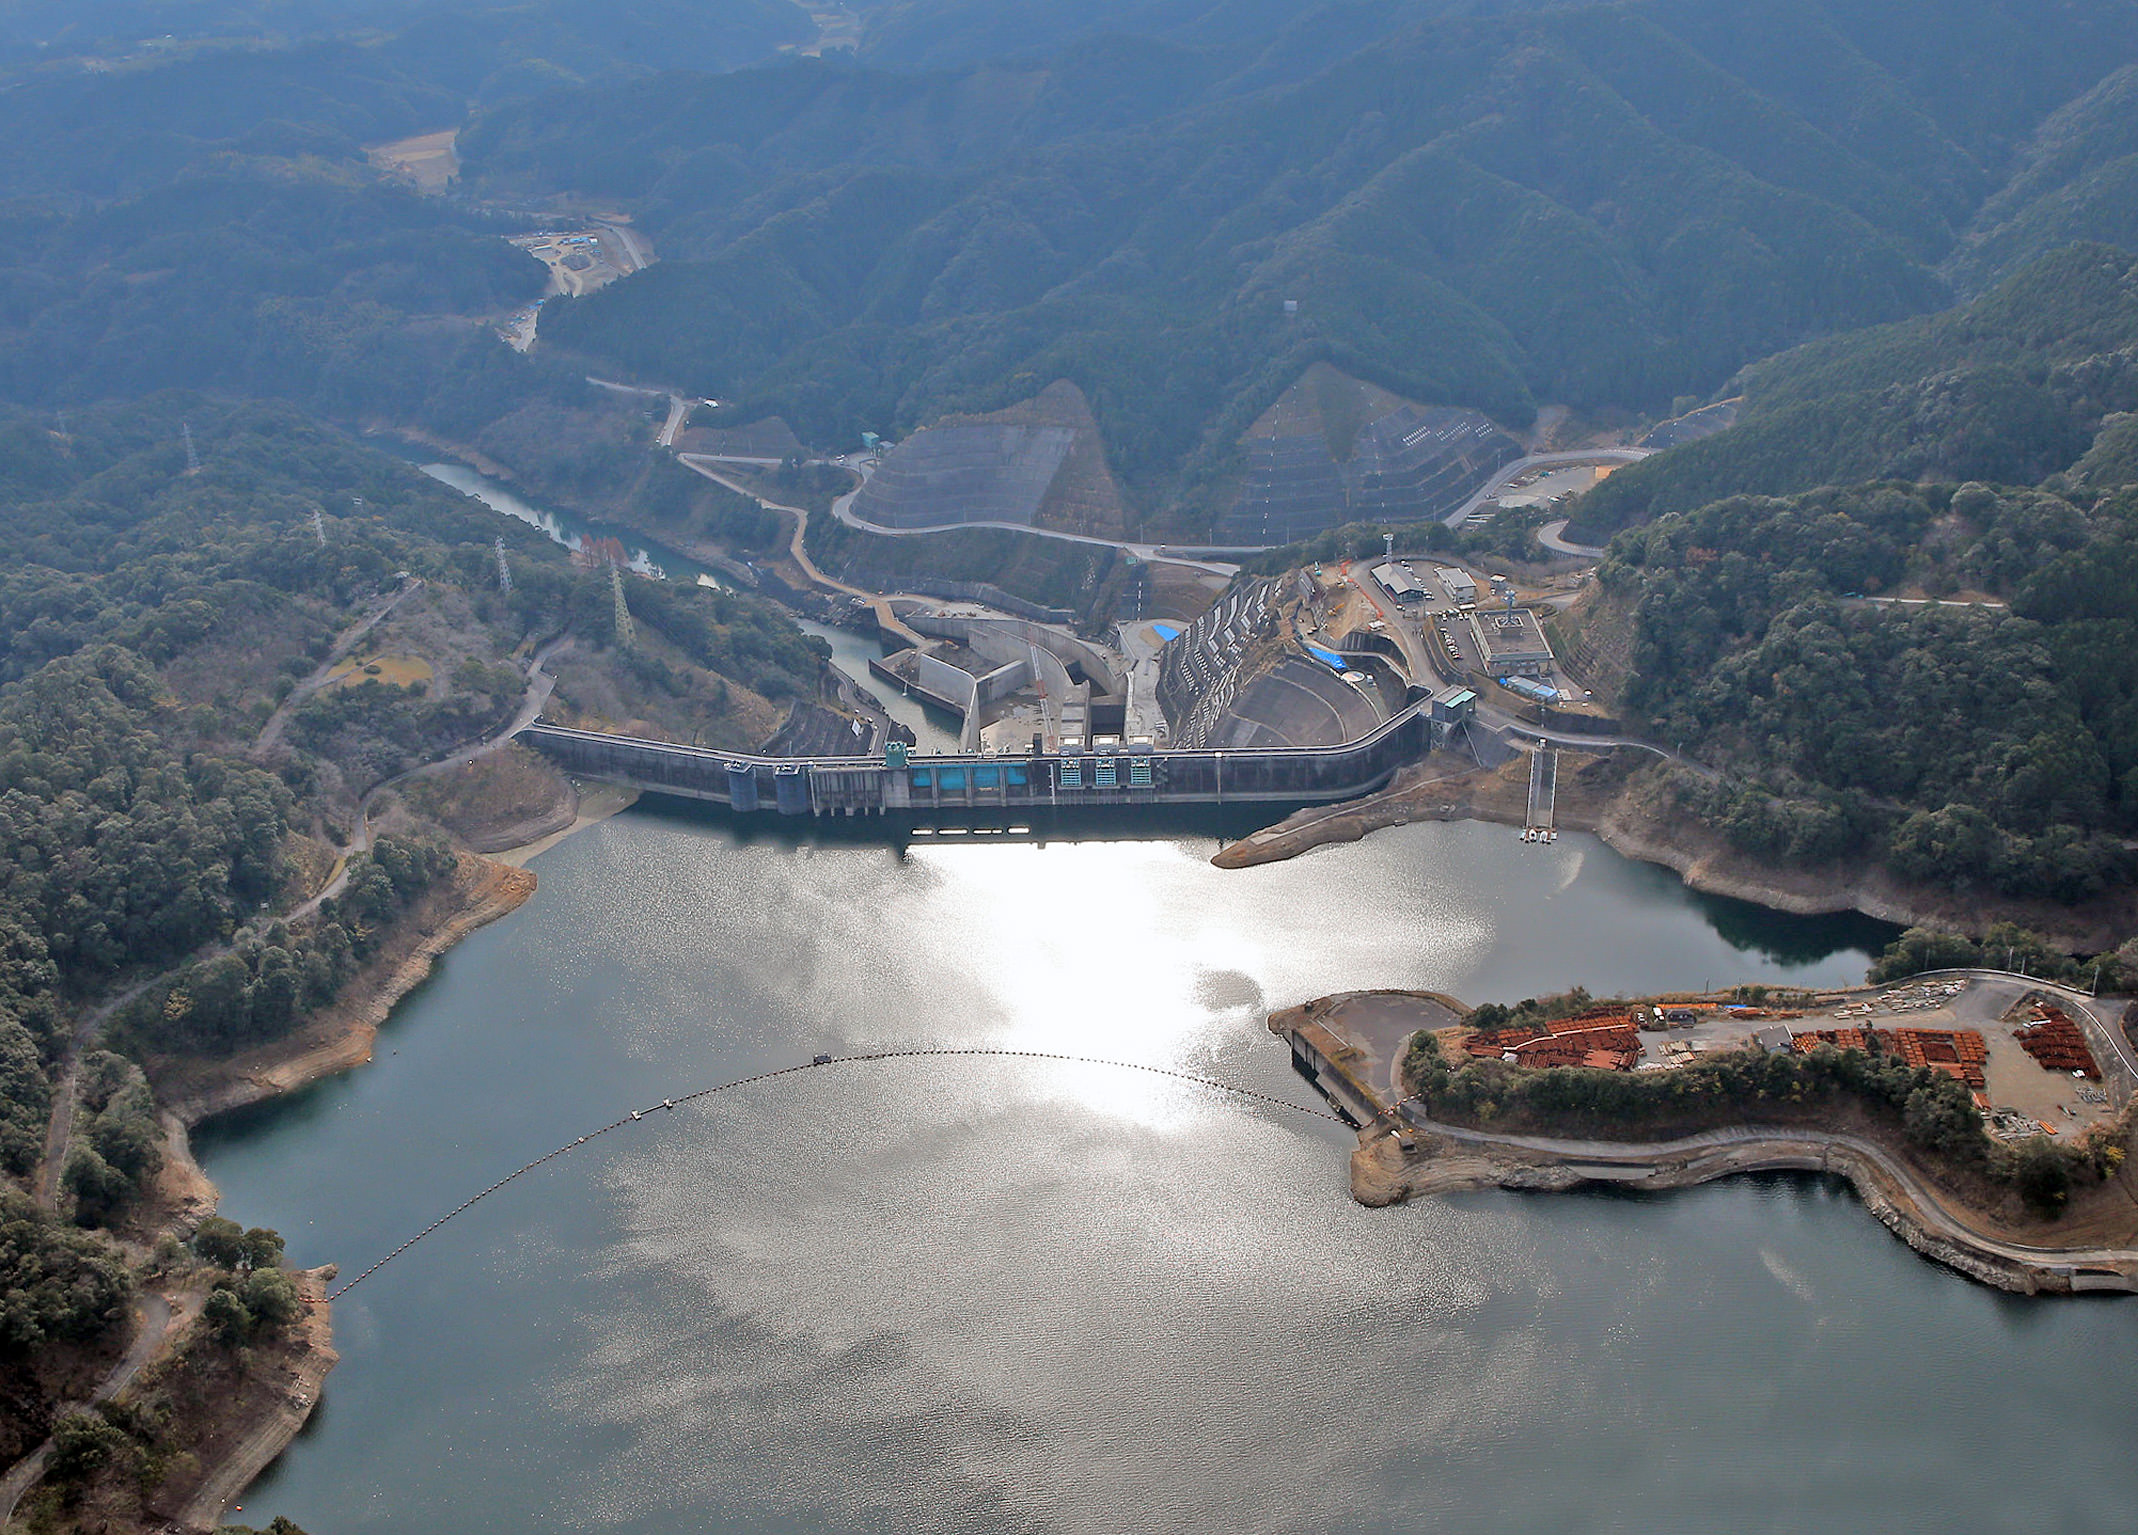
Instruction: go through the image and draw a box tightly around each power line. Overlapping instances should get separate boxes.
[609,560,635,649]
[314,1049,1337,1302]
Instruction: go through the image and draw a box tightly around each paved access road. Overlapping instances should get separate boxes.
[676,456,928,645]
[1398,1112,2138,1271]
[1535,518,1608,557]
[1346,560,1438,682]
[811,456,1252,575]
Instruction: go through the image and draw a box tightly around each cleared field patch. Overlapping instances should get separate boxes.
[367,129,459,193]
[324,653,435,690]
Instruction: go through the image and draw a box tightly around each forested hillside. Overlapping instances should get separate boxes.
[1591,466,2138,906]
[470,0,2138,527]
[0,45,578,436]
[1575,244,2138,535]
[0,387,831,1505]
[0,394,820,1162]
[1945,64,2138,294]
[0,0,811,98]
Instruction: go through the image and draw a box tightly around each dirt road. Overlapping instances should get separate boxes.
[0,1293,176,1525]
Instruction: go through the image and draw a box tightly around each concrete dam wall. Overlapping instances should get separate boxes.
[523,706,1427,817]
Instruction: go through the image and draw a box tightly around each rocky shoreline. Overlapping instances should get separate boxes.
[107,813,607,1531]
[1220,752,2136,950]
[157,1265,341,1533]
[1273,990,2138,1298]
[154,852,537,1127]
[1350,1122,2119,1296]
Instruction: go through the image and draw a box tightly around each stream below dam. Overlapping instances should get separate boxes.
[415,456,964,753]
[194,810,2138,1533]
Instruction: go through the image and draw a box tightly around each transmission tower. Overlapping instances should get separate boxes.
[309,507,326,547]
[609,561,635,649]
[493,536,512,593]
[181,421,200,474]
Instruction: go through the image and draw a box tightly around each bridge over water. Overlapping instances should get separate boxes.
[524,703,1429,817]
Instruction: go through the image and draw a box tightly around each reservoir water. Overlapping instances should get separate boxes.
[198,814,2138,1533]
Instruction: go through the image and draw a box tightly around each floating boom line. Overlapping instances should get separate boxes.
[316,1049,1338,1302]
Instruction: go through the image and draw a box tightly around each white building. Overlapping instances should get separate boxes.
[1435,567,1478,603]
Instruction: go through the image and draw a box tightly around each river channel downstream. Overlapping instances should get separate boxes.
[194,811,2138,1532]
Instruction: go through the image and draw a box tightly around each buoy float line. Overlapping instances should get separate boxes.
[314,1048,1342,1302]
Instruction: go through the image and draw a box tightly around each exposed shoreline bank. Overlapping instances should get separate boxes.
[102,797,629,1530]
[1220,753,2135,950]
[1349,1125,2126,1294]
[154,853,538,1128]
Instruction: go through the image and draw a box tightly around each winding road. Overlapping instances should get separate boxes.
[252,578,426,759]
[792,455,1252,575]
[1392,1112,2138,1274]
[0,1293,176,1525]
[676,455,930,645]
[1486,707,1719,777]
[295,635,566,917]
[1535,518,1608,557]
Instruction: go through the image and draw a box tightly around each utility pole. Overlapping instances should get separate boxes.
[609,561,635,649]
[181,421,200,474]
[494,536,512,593]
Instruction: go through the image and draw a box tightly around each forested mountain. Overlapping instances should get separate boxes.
[1590,476,2138,904]
[1554,237,2138,907]
[0,0,811,99]
[1575,244,2138,535]
[1567,237,2138,906]
[0,37,588,441]
[0,393,820,1211]
[0,395,818,1015]
[854,0,1545,71]
[1946,64,2138,296]
[469,0,2138,527]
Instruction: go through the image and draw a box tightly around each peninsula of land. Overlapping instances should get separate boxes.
[1274,974,2138,1296]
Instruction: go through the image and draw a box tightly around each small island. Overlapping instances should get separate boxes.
[1273,972,2138,1295]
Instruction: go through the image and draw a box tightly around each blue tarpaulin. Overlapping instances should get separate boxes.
[1307,644,1347,671]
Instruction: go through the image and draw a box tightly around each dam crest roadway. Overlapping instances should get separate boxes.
[525,700,1433,817]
